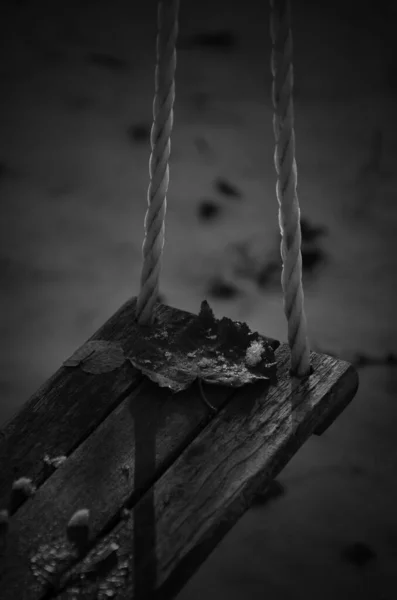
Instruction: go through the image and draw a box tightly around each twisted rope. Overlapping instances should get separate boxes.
[135,0,179,326]
[270,0,311,377]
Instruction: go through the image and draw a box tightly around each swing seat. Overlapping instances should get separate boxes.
[0,297,358,600]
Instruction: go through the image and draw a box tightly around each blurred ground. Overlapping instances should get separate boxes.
[0,1,396,598]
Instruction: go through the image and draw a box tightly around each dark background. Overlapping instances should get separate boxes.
[0,1,396,599]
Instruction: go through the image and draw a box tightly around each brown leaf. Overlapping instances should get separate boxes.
[128,300,278,393]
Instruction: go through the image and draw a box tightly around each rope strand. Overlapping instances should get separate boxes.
[135,0,179,326]
[136,0,311,378]
[270,0,311,377]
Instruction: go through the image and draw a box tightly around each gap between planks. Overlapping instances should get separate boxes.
[54,346,358,599]
[0,318,358,600]
[0,298,259,598]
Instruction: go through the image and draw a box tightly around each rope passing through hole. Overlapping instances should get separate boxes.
[270,0,311,377]
[135,0,180,326]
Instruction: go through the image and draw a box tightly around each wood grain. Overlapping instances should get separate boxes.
[0,297,223,511]
[0,298,358,600]
[0,296,139,510]
[50,345,358,600]
[0,298,278,599]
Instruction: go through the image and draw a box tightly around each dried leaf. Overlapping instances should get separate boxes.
[63,340,126,374]
[128,300,278,393]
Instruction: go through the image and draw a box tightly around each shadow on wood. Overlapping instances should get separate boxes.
[0,297,358,600]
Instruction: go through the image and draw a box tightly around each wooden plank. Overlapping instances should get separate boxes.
[312,386,356,435]
[0,299,279,599]
[0,296,141,510]
[0,297,357,600]
[0,375,238,599]
[0,297,241,512]
[45,346,357,600]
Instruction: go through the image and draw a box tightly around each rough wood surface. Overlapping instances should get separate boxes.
[0,299,249,598]
[50,345,358,600]
[0,297,247,513]
[0,296,141,510]
[312,387,355,435]
[0,298,358,600]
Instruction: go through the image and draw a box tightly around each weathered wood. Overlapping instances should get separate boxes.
[0,299,358,600]
[0,296,143,511]
[0,299,248,598]
[313,388,354,435]
[51,346,358,600]
[1,298,257,514]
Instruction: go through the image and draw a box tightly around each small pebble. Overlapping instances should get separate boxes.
[67,508,90,547]
[12,477,36,494]
[43,454,67,469]
[121,464,130,477]
[121,507,131,520]
[9,477,36,511]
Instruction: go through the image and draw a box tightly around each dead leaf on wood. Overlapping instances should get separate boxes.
[63,340,126,374]
[128,300,278,393]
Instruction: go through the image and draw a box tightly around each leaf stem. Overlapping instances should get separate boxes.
[197,378,217,414]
